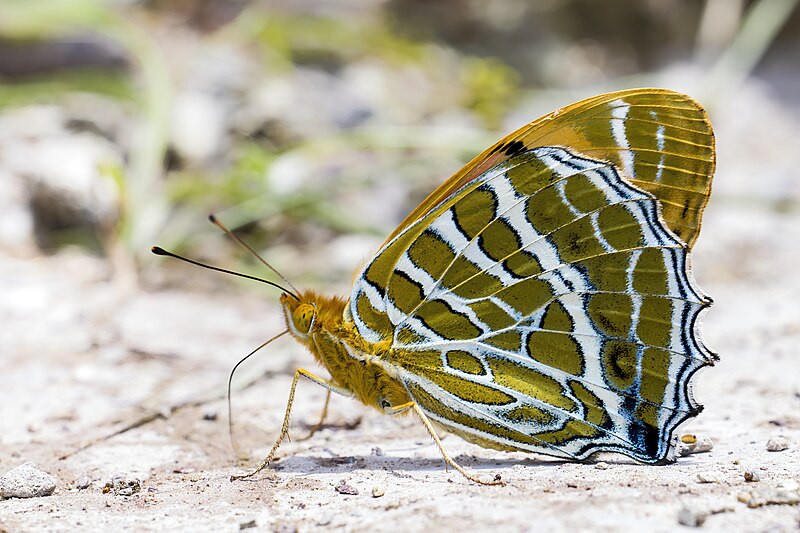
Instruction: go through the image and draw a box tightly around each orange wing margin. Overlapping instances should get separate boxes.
[384,88,715,250]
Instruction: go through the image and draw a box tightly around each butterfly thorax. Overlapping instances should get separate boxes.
[280,291,410,412]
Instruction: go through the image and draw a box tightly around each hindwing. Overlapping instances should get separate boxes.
[346,90,715,463]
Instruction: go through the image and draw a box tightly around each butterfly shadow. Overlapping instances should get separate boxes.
[266,452,569,479]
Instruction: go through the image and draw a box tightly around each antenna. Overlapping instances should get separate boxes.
[208,214,301,298]
[227,330,289,458]
[151,246,300,300]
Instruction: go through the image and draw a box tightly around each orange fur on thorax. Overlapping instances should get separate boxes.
[281,290,410,412]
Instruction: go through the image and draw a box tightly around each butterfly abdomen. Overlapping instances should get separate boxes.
[317,330,410,412]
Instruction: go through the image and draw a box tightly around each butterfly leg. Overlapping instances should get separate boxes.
[389,401,503,486]
[296,389,331,441]
[231,368,351,481]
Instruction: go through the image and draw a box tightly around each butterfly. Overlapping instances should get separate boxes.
[154,87,716,484]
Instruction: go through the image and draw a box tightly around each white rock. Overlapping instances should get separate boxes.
[693,435,714,453]
[696,472,720,484]
[0,462,56,498]
[679,434,714,456]
[677,506,706,527]
[766,435,790,452]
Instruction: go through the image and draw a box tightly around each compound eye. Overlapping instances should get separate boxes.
[292,304,315,333]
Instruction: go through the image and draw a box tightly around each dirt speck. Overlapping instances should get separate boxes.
[335,480,359,495]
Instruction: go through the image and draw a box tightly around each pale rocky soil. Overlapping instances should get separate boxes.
[1,81,800,532]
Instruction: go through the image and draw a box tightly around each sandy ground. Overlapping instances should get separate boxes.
[2,89,800,531]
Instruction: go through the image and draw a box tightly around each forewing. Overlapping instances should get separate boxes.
[385,88,714,250]
[349,144,714,463]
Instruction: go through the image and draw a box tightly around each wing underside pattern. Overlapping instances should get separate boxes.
[349,144,714,463]
[385,89,715,250]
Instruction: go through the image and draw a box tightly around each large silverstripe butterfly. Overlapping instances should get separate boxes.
[160,87,716,484]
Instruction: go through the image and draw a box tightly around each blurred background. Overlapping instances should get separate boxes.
[1,0,798,287]
[2,1,800,529]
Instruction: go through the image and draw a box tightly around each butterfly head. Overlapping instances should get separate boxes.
[292,303,315,333]
[280,290,348,343]
[280,293,316,339]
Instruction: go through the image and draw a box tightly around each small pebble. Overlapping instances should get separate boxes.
[102,476,141,496]
[75,473,91,490]
[335,480,359,496]
[677,507,706,527]
[0,462,57,498]
[371,447,384,456]
[371,486,385,498]
[594,462,609,470]
[766,436,790,452]
[693,435,714,453]
[743,470,760,482]
[239,519,257,530]
[696,472,720,484]
[202,409,218,421]
[680,434,714,456]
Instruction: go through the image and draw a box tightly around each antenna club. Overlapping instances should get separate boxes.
[147,243,297,297]
[208,214,218,223]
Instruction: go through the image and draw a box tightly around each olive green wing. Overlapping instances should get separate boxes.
[347,89,715,462]
[349,142,714,463]
[384,88,714,250]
